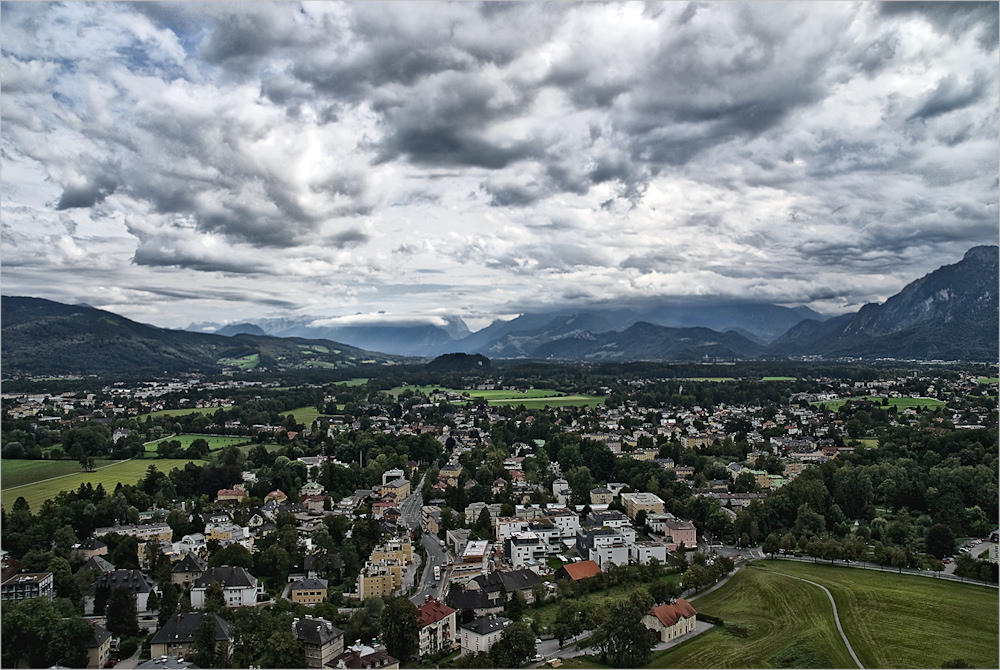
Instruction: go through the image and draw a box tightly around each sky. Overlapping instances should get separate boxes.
[2,1,997,333]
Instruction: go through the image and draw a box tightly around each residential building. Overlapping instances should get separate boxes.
[468,569,541,604]
[330,642,399,669]
[149,613,232,659]
[72,537,108,561]
[553,560,601,582]
[643,599,698,642]
[589,487,613,505]
[94,522,173,542]
[289,577,328,605]
[191,566,260,609]
[461,615,511,657]
[2,572,54,602]
[85,569,158,614]
[86,623,112,669]
[620,492,665,519]
[417,596,458,657]
[171,553,208,589]
[292,615,344,668]
[80,555,116,575]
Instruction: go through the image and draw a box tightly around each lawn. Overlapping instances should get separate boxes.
[280,405,323,426]
[138,406,221,421]
[2,458,119,489]
[335,378,369,386]
[386,385,607,408]
[811,396,947,411]
[976,377,999,384]
[647,561,997,669]
[1,458,206,512]
[143,433,250,455]
[753,561,998,669]
[761,376,797,381]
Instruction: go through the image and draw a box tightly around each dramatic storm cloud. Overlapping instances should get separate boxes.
[2,1,996,330]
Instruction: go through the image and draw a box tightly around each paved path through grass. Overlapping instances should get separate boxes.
[768,570,864,669]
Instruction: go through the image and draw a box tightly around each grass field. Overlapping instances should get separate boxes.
[2,459,119,489]
[752,561,998,669]
[532,573,685,633]
[762,376,797,381]
[854,438,879,448]
[646,561,997,669]
[280,405,323,426]
[138,406,221,421]
[976,377,999,384]
[388,386,607,408]
[811,396,947,411]
[1,458,206,512]
[335,378,369,386]
[681,377,737,382]
[143,433,249,455]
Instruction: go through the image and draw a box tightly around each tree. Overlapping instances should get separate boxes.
[378,597,421,663]
[193,614,227,669]
[79,454,96,472]
[105,586,140,638]
[505,589,526,621]
[258,630,304,668]
[490,621,536,668]
[157,584,180,627]
[203,581,226,613]
[596,592,654,667]
[2,598,93,668]
[925,524,956,560]
[762,532,781,558]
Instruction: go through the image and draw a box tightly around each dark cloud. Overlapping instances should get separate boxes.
[909,71,992,121]
[879,1,999,49]
[56,173,119,210]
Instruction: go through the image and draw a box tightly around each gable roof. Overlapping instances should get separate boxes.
[462,615,511,636]
[447,589,503,612]
[646,599,698,628]
[81,555,116,574]
[193,566,256,589]
[88,623,111,649]
[417,596,456,626]
[150,612,230,645]
[557,560,602,581]
[172,553,208,574]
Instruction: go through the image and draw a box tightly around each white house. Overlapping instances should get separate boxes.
[190,566,260,609]
[461,615,510,656]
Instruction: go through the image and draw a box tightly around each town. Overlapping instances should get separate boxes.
[2,361,998,669]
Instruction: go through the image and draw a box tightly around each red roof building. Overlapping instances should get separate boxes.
[553,560,602,582]
[643,599,698,642]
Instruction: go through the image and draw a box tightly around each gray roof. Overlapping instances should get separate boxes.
[193,566,256,589]
[81,555,116,574]
[151,613,229,645]
[472,569,540,593]
[289,578,328,591]
[462,615,511,636]
[88,623,111,648]
[171,554,208,574]
[292,617,343,646]
[88,569,156,595]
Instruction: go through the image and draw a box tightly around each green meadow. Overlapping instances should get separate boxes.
[143,433,249,455]
[811,396,947,411]
[387,386,607,408]
[138,406,220,421]
[2,458,206,512]
[643,561,998,669]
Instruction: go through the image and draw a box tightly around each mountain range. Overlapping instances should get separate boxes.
[2,245,996,375]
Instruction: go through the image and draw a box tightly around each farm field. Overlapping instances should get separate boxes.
[143,433,249,455]
[761,376,797,381]
[1,458,205,512]
[810,396,947,411]
[646,561,997,669]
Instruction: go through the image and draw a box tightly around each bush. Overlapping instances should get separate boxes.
[117,637,138,659]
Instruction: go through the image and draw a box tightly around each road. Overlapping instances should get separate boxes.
[395,474,452,605]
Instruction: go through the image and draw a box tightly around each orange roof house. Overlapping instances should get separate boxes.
[643,599,698,642]
[265,489,287,503]
[554,560,602,582]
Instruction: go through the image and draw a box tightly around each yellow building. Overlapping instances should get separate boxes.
[382,478,411,500]
[370,538,413,565]
[354,562,405,600]
[290,578,329,605]
[621,492,665,519]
